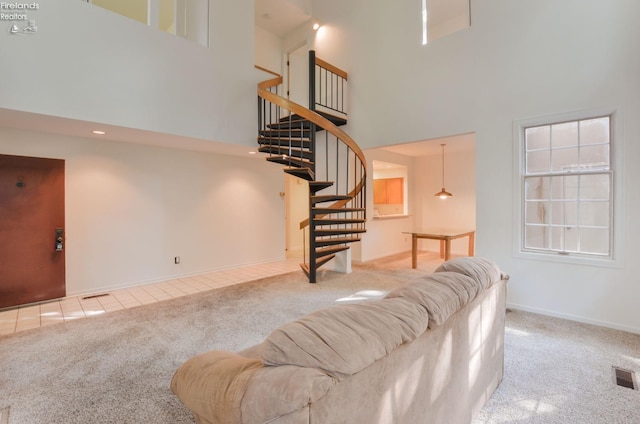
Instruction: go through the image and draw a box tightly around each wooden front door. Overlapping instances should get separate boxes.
[0,154,66,309]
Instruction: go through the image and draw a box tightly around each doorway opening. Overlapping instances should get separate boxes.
[366,132,476,261]
[286,42,308,106]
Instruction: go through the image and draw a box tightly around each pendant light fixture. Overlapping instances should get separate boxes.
[434,143,453,199]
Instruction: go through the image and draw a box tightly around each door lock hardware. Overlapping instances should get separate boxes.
[55,228,64,252]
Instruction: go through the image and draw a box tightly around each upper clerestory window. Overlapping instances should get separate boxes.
[85,0,209,47]
[422,0,471,45]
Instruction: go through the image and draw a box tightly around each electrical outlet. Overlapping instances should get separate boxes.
[174,256,180,264]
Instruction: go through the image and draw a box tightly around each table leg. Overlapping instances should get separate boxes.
[468,232,475,257]
[444,238,451,261]
[439,240,445,258]
[412,234,418,269]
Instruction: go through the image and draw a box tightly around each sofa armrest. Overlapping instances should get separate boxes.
[171,350,336,424]
[170,350,262,423]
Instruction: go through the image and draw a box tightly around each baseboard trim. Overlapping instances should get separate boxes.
[66,255,288,298]
[507,302,640,335]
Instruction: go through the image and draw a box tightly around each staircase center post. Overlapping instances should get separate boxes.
[307,50,318,283]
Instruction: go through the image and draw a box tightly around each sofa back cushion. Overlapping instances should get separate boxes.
[261,297,429,380]
[385,271,479,327]
[435,257,508,290]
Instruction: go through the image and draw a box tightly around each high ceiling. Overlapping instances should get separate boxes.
[255,0,313,38]
[255,0,470,39]
[378,132,476,158]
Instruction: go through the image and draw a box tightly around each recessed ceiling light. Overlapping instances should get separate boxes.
[248,151,257,155]
[313,22,320,30]
[92,130,106,135]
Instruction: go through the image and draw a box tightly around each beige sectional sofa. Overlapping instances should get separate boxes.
[171,257,509,424]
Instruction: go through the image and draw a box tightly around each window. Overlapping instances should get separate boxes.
[421,0,470,45]
[86,0,210,47]
[521,115,612,258]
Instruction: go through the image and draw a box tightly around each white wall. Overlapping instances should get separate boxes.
[312,0,640,334]
[413,148,476,254]
[0,0,258,146]
[255,25,284,75]
[0,128,285,296]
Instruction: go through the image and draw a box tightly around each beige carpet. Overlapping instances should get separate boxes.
[474,309,640,424]
[0,265,414,424]
[1,256,639,423]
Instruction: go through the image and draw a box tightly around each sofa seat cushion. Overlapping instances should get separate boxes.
[435,257,508,290]
[261,297,429,380]
[385,271,479,327]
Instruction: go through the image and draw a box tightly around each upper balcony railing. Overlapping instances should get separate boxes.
[82,0,209,47]
[310,51,348,118]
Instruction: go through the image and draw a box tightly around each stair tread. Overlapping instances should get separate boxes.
[311,194,352,204]
[316,228,367,235]
[258,134,311,141]
[284,168,315,181]
[260,126,310,132]
[315,236,361,246]
[309,181,334,193]
[279,114,307,122]
[316,245,350,257]
[259,146,312,160]
[314,218,366,225]
[313,207,366,214]
[268,121,313,130]
[258,137,311,145]
[314,254,336,268]
[316,111,347,127]
[260,129,312,138]
[267,156,314,168]
[286,112,347,127]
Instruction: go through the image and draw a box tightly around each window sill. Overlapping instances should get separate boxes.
[513,249,622,269]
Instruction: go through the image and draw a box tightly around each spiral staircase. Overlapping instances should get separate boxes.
[257,51,367,283]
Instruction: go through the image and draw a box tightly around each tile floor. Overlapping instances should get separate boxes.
[0,257,302,336]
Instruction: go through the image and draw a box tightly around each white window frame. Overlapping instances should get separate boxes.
[512,108,624,268]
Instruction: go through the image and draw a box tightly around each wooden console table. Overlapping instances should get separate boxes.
[403,230,475,268]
